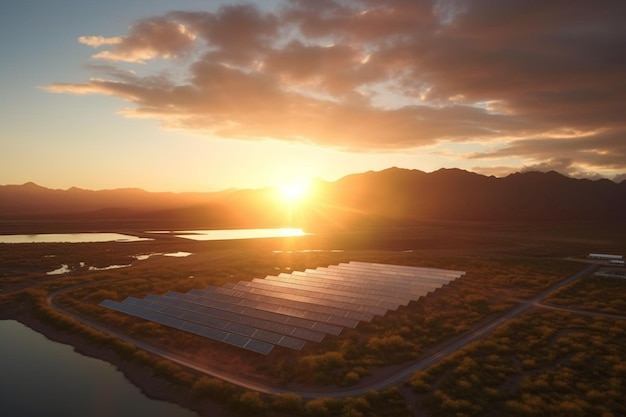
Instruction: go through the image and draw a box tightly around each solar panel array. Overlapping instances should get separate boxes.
[100,262,465,355]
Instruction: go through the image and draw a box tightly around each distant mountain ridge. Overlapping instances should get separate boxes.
[0,181,221,216]
[310,168,626,227]
[1,168,625,229]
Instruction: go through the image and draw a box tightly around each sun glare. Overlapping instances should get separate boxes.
[278,181,309,202]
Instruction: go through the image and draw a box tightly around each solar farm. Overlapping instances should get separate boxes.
[100,262,465,355]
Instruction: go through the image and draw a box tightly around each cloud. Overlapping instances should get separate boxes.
[469,128,626,178]
[46,0,626,176]
[78,36,122,47]
[82,18,196,63]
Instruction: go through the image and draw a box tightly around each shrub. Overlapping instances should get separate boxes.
[272,392,304,414]
[231,391,267,416]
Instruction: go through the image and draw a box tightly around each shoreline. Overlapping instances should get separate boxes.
[0,305,225,417]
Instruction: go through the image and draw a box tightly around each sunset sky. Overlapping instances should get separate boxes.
[1,0,625,192]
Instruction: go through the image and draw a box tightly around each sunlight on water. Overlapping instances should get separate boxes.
[272,249,344,254]
[88,264,132,271]
[174,228,308,241]
[163,251,193,257]
[46,264,71,275]
[0,233,151,244]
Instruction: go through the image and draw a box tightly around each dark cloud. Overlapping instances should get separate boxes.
[46,0,626,177]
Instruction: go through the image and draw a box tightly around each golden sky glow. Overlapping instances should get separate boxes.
[1,0,625,191]
[278,181,310,203]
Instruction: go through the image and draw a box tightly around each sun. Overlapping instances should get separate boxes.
[278,181,310,202]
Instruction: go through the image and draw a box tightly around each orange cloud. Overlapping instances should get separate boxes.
[78,36,122,47]
[45,0,626,177]
[83,19,196,63]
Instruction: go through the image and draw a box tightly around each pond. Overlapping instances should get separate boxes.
[0,233,151,244]
[173,228,308,241]
[0,320,197,417]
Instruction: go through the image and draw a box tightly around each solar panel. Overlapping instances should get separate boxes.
[264,275,406,307]
[194,286,351,327]
[306,267,451,286]
[302,268,449,291]
[245,338,281,354]
[234,281,386,316]
[350,261,466,277]
[270,273,416,304]
[305,265,442,288]
[249,278,397,311]
[99,300,273,354]
[220,284,374,322]
[224,332,252,348]
[342,262,465,280]
[326,265,454,285]
[150,292,325,342]
[100,262,466,354]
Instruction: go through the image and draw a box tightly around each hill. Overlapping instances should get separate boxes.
[305,168,626,228]
[1,169,625,230]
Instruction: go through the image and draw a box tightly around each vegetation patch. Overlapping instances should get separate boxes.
[407,311,626,416]
[545,275,626,314]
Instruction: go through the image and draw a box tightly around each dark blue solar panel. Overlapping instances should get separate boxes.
[100,263,464,355]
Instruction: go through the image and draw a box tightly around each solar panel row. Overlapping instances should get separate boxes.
[255,276,401,310]
[142,294,309,348]
[265,274,410,306]
[296,269,443,296]
[292,270,437,298]
[319,269,453,292]
[166,291,329,341]
[222,282,375,322]
[344,261,465,279]
[235,280,388,316]
[279,271,433,302]
[99,262,465,355]
[185,289,343,336]
[202,285,361,328]
[329,264,458,284]
[352,261,466,275]
[100,299,274,354]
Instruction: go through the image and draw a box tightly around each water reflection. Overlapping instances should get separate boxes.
[88,264,131,271]
[272,249,344,254]
[0,233,151,244]
[0,320,197,417]
[174,228,307,241]
[47,264,70,275]
[133,252,193,260]
[163,252,193,257]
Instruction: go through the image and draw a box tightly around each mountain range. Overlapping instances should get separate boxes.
[1,168,625,230]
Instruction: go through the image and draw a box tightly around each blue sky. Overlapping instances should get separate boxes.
[2,0,624,191]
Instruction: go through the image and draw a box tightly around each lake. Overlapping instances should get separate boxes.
[0,229,308,243]
[0,320,197,417]
[173,228,307,241]
[0,233,151,244]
